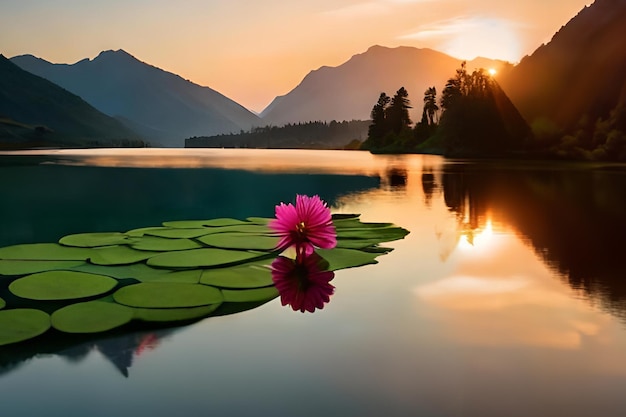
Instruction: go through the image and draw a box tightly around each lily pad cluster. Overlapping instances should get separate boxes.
[0,214,408,346]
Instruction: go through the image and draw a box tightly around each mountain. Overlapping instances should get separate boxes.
[260,45,510,125]
[499,0,626,131]
[0,55,142,149]
[11,50,260,147]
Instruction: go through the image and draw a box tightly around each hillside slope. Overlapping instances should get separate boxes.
[0,55,142,148]
[12,50,260,147]
[499,0,626,130]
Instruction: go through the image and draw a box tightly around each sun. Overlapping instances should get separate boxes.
[488,68,497,76]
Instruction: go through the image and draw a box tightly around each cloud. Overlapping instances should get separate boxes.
[398,16,523,61]
[322,0,437,19]
[399,16,491,40]
[321,2,389,18]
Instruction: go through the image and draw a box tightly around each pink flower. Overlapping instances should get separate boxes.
[269,194,336,256]
[271,253,335,313]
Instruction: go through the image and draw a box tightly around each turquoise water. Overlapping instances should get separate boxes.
[1,149,625,417]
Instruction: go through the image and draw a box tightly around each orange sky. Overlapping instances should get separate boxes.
[0,0,591,112]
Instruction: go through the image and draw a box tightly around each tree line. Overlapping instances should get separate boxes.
[186,120,369,149]
[362,62,626,161]
[361,62,529,156]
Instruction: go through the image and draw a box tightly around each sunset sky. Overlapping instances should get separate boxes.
[1,0,591,112]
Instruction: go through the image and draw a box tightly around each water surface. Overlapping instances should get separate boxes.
[1,149,625,417]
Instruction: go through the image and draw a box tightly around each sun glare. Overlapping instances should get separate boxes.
[457,219,496,252]
[488,68,497,76]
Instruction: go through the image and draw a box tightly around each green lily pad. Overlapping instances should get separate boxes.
[246,217,272,225]
[136,270,202,284]
[9,271,118,301]
[113,283,223,308]
[147,248,267,268]
[51,301,133,333]
[163,218,248,228]
[316,248,383,271]
[200,264,274,289]
[332,213,361,221]
[89,246,160,265]
[125,226,169,237]
[70,263,173,280]
[59,232,133,248]
[0,309,51,346]
[335,219,393,229]
[336,238,396,250]
[336,227,409,241]
[131,236,203,252]
[222,287,279,303]
[0,298,5,309]
[0,260,85,276]
[132,303,221,322]
[203,224,273,234]
[144,228,212,239]
[198,233,279,251]
[0,243,92,261]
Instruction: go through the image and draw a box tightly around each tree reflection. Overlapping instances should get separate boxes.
[421,168,438,207]
[438,162,626,319]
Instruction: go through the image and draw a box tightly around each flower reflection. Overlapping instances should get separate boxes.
[270,194,336,256]
[271,253,335,313]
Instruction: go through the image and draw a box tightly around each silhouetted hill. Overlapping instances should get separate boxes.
[499,0,626,130]
[260,45,510,125]
[0,55,142,149]
[12,50,260,147]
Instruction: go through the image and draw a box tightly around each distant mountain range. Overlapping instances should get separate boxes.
[0,55,141,148]
[11,50,260,147]
[5,0,624,152]
[499,0,626,130]
[260,46,510,125]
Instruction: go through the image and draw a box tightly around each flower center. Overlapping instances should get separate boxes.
[296,221,307,235]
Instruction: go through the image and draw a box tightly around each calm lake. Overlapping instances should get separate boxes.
[1,148,626,417]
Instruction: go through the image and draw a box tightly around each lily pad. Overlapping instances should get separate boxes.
[316,248,383,271]
[147,248,267,268]
[246,217,272,225]
[0,260,85,276]
[70,263,173,280]
[222,287,279,303]
[51,301,133,333]
[163,218,248,228]
[136,270,202,284]
[198,233,279,251]
[143,228,212,239]
[0,309,51,346]
[0,298,5,309]
[332,213,361,221]
[89,246,160,265]
[0,243,92,261]
[336,227,409,241]
[130,236,203,252]
[132,303,221,322]
[200,265,274,289]
[59,232,133,248]
[113,283,223,308]
[336,238,396,250]
[202,224,273,234]
[125,226,169,237]
[9,271,118,301]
